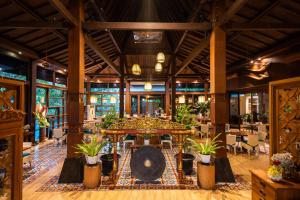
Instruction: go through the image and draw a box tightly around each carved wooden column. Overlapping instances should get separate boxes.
[210,25,227,157]
[67,0,85,158]
[119,55,125,118]
[137,95,141,114]
[165,81,170,115]
[125,80,131,115]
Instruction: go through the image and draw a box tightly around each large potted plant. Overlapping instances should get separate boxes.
[174,105,196,175]
[195,101,210,121]
[34,104,50,142]
[100,141,121,176]
[187,133,222,164]
[75,135,107,165]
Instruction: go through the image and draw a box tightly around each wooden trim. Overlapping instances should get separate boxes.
[224,23,300,31]
[49,0,79,26]
[0,21,68,29]
[84,22,211,31]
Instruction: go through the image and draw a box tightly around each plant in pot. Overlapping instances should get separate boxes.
[195,101,210,122]
[100,140,121,176]
[187,133,223,164]
[101,111,118,130]
[33,104,50,142]
[75,135,107,165]
[142,131,152,145]
[174,105,197,175]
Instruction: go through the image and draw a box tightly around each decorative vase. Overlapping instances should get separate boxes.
[144,139,150,145]
[200,154,211,164]
[174,153,195,175]
[86,155,98,165]
[39,127,46,142]
[100,154,121,176]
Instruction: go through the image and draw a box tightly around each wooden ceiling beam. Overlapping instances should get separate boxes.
[175,0,248,76]
[84,33,121,76]
[225,23,300,31]
[174,0,207,53]
[49,0,79,26]
[89,0,121,53]
[84,22,211,31]
[0,21,68,29]
[11,0,66,41]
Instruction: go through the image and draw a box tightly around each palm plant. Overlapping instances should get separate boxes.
[75,135,107,164]
[188,133,223,155]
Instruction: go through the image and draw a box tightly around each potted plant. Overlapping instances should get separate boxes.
[34,104,50,142]
[195,101,210,121]
[174,136,195,175]
[270,153,294,179]
[100,140,121,176]
[101,111,118,130]
[188,133,223,164]
[75,135,107,165]
[142,131,152,145]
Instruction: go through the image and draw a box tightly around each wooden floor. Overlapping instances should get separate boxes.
[23,142,269,200]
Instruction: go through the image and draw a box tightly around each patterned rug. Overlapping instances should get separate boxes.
[36,148,251,191]
[23,142,67,184]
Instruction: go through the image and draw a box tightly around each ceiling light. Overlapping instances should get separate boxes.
[155,63,163,72]
[90,96,97,104]
[18,51,22,55]
[157,52,165,63]
[144,82,152,91]
[132,64,141,75]
[178,95,185,104]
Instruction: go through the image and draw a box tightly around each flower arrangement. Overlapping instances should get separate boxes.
[33,104,49,128]
[267,165,283,182]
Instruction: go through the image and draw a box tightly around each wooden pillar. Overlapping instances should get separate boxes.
[27,60,37,143]
[119,55,125,118]
[210,25,227,157]
[204,83,209,100]
[165,81,170,115]
[52,71,56,86]
[171,56,176,121]
[86,82,91,105]
[137,95,141,114]
[125,80,131,115]
[67,0,85,158]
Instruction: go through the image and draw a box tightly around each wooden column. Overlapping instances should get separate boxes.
[27,61,37,143]
[52,71,56,85]
[204,83,209,100]
[165,81,170,115]
[210,25,227,157]
[67,0,85,158]
[125,80,131,115]
[86,82,91,105]
[137,95,141,114]
[171,56,176,121]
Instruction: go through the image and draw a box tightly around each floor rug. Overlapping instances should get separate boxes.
[36,148,251,191]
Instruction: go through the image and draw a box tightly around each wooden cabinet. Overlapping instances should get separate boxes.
[251,170,300,200]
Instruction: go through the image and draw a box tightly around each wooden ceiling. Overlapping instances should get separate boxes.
[0,0,299,82]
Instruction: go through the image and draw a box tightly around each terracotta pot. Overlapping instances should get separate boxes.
[197,162,215,189]
[39,127,46,142]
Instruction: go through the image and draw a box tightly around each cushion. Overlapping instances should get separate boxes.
[23,152,30,157]
[161,134,171,140]
[125,135,136,140]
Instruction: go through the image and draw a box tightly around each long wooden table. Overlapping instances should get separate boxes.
[103,129,192,183]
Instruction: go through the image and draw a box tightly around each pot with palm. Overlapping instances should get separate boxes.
[142,132,152,145]
[187,133,223,164]
[34,104,50,142]
[75,135,107,165]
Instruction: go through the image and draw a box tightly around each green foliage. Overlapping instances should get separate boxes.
[187,133,223,155]
[195,101,210,116]
[101,111,118,129]
[241,113,252,123]
[175,104,196,130]
[75,135,107,157]
[34,112,50,128]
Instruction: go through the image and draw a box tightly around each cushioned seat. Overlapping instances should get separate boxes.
[22,152,30,157]
[160,134,170,140]
[125,135,136,140]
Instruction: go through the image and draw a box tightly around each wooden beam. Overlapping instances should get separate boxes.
[84,34,121,76]
[89,0,121,53]
[175,0,248,76]
[224,23,300,31]
[0,21,68,29]
[49,0,78,26]
[84,22,211,31]
[12,0,66,41]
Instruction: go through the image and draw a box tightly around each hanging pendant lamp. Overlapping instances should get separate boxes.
[155,63,163,72]
[132,64,141,75]
[156,52,165,63]
[144,82,152,91]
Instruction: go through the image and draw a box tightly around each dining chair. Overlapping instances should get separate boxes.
[160,134,172,149]
[241,134,259,156]
[226,134,238,155]
[52,128,66,145]
[258,125,268,153]
[200,124,209,139]
[225,123,230,132]
[123,134,135,154]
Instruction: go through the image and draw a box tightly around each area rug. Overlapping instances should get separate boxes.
[23,142,67,184]
[36,148,251,191]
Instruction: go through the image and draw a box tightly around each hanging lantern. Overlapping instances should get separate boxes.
[90,96,97,104]
[198,96,205,103]
[110,96,117,104]
[144,82,152,91]
[178,95,185,104]
[156,52,165,63]
[132,64,141,75]
[155,63,163,72]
